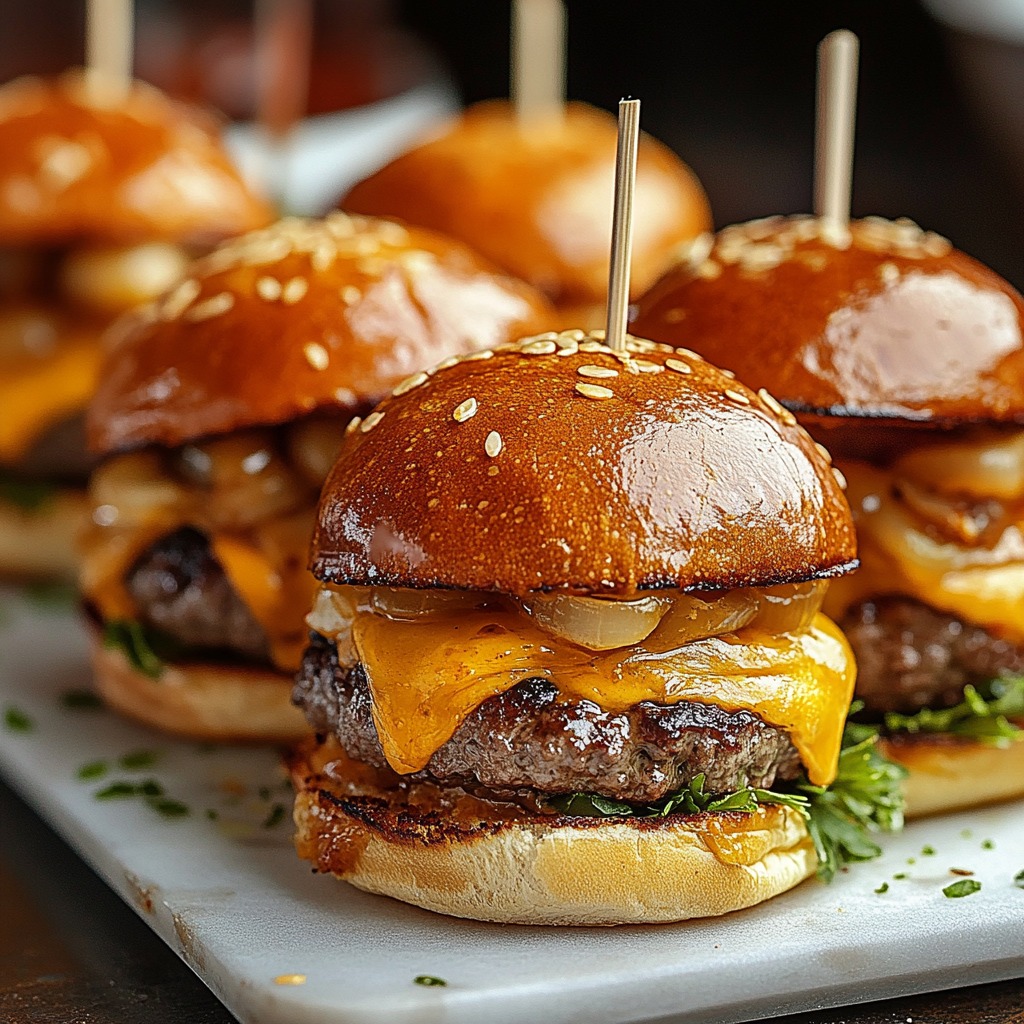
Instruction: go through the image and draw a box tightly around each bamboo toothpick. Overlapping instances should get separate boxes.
[605,98,641,354]
[86,0,134,89]
[511,0,566,122]
[814,29,859,227]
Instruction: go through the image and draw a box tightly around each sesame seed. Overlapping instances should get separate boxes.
[557,343,578,356]
[484,431,503,457]
[345,416,362,434]
[392,371,428,397]
[590,329,607,340]
[814,442,833,465]
[878,262,900,286]
[675,347,703,362]
[462,350,494,362]
[720,368,736,379]
[780,407,797,426]
[575,382,614,400]
[256,276,282,301]
[453,397,478,423]
[724,389,750,405]
[360,411,384,433]
[303,342,330,370]
[521,339,557,355]
[579,339,611,353]
[342,285,361,305]
[434,355,460,373]
[757,388,786,418]
[558,329,586,343]
[185,291,234,322]
[282,277,308,305]
[577,364,619,379]
[632,359,663,373]
[311,242,336,272]
[665,358,692,375]
[832,466,848,490]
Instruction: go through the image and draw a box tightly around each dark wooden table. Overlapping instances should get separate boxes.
[2,777,1021,1024]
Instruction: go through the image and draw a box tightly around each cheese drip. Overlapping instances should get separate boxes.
[351,607,855,788]
[825,459,1024,641]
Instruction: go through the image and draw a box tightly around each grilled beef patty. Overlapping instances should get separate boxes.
[840,596,1024,715]
[293,632,803,803]
[126,527,269,661]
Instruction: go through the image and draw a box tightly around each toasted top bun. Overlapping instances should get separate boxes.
[632,216,1024,425]
[342,101,712,307]
[312,331,856,595]
[87,214,554,455]
[0,71,272,245]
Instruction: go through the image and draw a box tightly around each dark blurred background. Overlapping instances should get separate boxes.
[2,0,1022,284]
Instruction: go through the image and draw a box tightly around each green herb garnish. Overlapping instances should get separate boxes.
[922,845,936,857]
[982,839,995,850]
[0,472,55,511]
[893,872,908,880]
[263,803,286,829]
[413,976,447,987]
[206,809,219,820]
[119,750,158,771]
[77,760,108,780]
[95,781,140,800]
[23,581,77,608]
[60,690,103,710]
[874,882,889,894]
[943,879,982,898]
[1014,870,1024,889]
[884,677,1024,746]
[4,705,33,732]
[150,798,189,818]
[549,713,906,882]
[101,620,167,678]
[93,779,188,818]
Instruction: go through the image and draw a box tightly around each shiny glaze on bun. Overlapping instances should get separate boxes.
[87,214,554,454]
[632,216,1024,425]
[312,330,856,595]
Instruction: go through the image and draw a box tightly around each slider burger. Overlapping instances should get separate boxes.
[632,215,1024,816]
[289,330,904,925]
[81,213,552,740]
[0,71,272,578]
[342,102,711,327]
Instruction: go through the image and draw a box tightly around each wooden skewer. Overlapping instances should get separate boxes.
[814,29,859,227]
[86,0,134,89]
[605,98,641,354]
[511,0,566,122]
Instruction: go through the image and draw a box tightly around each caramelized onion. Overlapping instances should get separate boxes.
[371,587,490,621]
[90,450,187,525]
[521,592,672,650]
[643,591,757,651]
[287,416,347,487]
[306,587,362,664]
[896,429,1024,501]
[60,243,191,317]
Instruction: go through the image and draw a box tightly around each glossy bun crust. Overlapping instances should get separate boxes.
[632,216,1024,424]
[312,332,856,595]
[0,71,272,245]
[343,101,712,307]
[287,734,816,926]
[87,214,553,455]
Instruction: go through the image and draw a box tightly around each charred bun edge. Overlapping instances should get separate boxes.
[286,735,817,926]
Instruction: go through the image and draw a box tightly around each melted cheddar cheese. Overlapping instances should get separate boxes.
[350,606,855,787]
[825,461,1024,642]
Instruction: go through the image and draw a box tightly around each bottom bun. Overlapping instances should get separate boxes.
[0,488,87,580]
[287,735,817,926]
[881,732,1024,818]
[89,633,309,742]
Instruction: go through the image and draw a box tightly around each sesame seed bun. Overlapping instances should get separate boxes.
[311,331,856,595]
[342,101,712,308]
[287,734,816,926]
[0,71,272,246]
[631,216,1024,425]
[880,732,1024,818]
[89,628,308,742]
[87,214,554,455]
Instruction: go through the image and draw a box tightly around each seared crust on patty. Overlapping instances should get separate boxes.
[293,633,802,803]
[840,596,1024,715]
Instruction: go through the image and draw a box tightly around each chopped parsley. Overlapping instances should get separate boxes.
[943,879,982,898]
[77,760,108,781]
[93,778,187,818]
[884,677,1024,746]
[262,803,286,829]
[150,798,189,818]
[982,839,995,850]
[921,845,936,857]
[22,581,77,608]
[101,620,180,679]
[119,750,159,771]
[1014,870,1024,889]
[548,712,906,882]
[4,705,33,732]
[874,882,889,894]
[60,690,103,710]
[893,872,908,880]
[413,976,447,987]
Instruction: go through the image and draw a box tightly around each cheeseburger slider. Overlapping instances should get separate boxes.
[81,213,552,740]
[0,71,271,578]
[341,102,711,327]
[289,330,904,925]
[633,215,1024,816]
